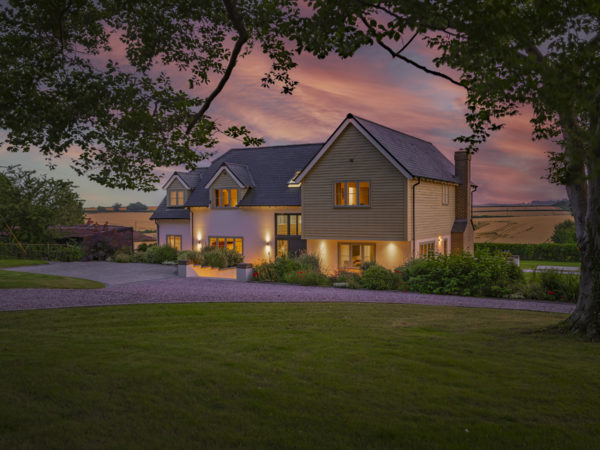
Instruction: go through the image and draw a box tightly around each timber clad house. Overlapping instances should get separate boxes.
[151,114,475,274]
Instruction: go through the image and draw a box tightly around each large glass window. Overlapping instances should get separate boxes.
[214,188,238,208]
[166,235,182,251]
[339,243,375,269]
[334,181,370,207]
[419,241,435,257]
[276,240,288,258]
[209,236,243,254]
[169,190,185,206]
[275,214,301,236]
[277,215,288,235]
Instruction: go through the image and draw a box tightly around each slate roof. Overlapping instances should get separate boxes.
[208,162,256,188]
[150,197,190,220]
[352,114,458,184]
[186,143,323,207]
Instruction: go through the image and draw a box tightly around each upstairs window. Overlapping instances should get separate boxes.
[442,185,450,205]
[169,190,185,207]
[275,214,302,236]
[214,188,238,208]
[335,181,370,207]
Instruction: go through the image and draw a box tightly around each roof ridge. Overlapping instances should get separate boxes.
[351,114,434,146]
[227,142,324,151]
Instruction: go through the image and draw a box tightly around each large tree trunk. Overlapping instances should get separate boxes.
[563,158,600,340]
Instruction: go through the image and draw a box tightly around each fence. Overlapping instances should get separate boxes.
[0,243,83,261]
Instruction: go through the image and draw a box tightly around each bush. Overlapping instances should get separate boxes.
[397,252,524,297]
[475,242,579,262]
[0,243,82,261]
[196,247,243,268]
[332,271,362,289]
[145,245,178,264]
[283,269,331,286]
[360,260,378,271]
[137,243,149,252]
[254,253,324,283]
[113,251,132,263]
[361,265,396,290]
[526,270,579,302]
[551,220,576,244]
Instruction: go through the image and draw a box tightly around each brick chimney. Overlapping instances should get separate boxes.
[451,151,474,253]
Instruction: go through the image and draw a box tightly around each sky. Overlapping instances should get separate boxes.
[0,35,567,207]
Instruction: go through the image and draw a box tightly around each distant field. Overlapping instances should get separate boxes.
[474,214,574,244]
[473,205,570,217]
[84,206,157,213]
[85,211,156,232]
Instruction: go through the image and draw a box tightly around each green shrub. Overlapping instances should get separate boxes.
[0,243,82,261]
[360,260,378,271]
[551,220,576,244]
[332,271,362,289]
[145,245,178,264]
[137,243,149,252]
[361,265,396,290]
[197,247,243,268]
[475,242,579,262]
[397,252,524,297]
[283,269,331,286]
[177,250,204,265]
[254,253,324,283]
[293,252,322,271]
[113,251,132,263]
[529,270,579,302]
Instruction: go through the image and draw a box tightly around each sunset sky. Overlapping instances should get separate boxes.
[0,36,567,207]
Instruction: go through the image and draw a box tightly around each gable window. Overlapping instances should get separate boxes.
[214,188,238,208]
[166,235,182,251]
[334,181,370,207]
[419,241,436,257]
[339,243,375,269]
[169,190,185,207]
[442,185,450,205]
[209,236,243,254]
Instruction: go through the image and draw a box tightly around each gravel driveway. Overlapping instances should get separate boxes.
[0,274,575,314]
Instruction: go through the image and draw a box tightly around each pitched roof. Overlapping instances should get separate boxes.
[186,143,323,207]
[150,197,190,220]
[351,115,458,183]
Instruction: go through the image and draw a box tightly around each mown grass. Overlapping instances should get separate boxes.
[0,259,48,268]
[520,260,581,270]
[0,303,598,449]
[0,271,104,289]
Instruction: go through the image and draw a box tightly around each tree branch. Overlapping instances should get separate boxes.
[358,15,465,89]
[186,0,249,135]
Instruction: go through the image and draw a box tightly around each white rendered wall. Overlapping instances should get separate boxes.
[191,206,301,264]
[157,219,192,250]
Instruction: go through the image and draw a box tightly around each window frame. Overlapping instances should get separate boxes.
[418,240,436,257]
[208,236,244,254]
[274,213,302,237]
[337,242,376,270]
[213,188,239,208]
[166,234,182,251]
[168,189,185,207]
[333,180,371,208]
[442,184,450,206]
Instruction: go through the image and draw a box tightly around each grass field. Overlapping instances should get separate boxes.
[85,211,156,232]
[0,270,104,289]
[0,259,48,268]
[0,303,598,449]
[520,260,581,270]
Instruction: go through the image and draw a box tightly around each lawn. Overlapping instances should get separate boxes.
[0,303,598,449]
[520,260,581,270]
[0,270,104,289]
[0,259,48,268]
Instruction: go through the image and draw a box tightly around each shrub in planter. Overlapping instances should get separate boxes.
[283,269,331,286]
[178,250,204,265]
[145,244,178,264]
[197,247,243,268]
[361,264,395,290]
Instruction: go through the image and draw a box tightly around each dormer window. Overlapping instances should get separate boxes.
[169,189,185,207]
[214,188,238,208]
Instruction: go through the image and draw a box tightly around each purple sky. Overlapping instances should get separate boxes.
[0,38,566,207]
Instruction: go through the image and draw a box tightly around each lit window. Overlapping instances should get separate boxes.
[275,214,301,236]
[214,188,238,208]
[208,236,243,254]
[214,189,220,207]
[289,215,297,235]
[277,215,288,235]
[419,241,436,257]
[222,189,230,207]
[339,243,375,269]
[276,240,288,258]
[169,190,185,206]
[166,235,182,251]
[231,189,238,207]
[298,215,302,235]
[334,181,370,207]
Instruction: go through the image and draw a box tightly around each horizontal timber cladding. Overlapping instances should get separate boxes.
[209,171,248,206]
[407,179,456,241]
[166,178,190,205]
[301,124,408,241]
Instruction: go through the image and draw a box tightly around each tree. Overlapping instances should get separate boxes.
[97,206,108,212]
[0,0,300,190]
[112,203,122,212]
[551,220,577,245]
[0,165,84,243]
[126,202,148,212]
[291,1,600,337]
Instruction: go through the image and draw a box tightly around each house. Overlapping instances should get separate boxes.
[151,114,474,273]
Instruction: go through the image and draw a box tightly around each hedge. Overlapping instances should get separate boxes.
[0,243,83,261]
[474,242,579,262]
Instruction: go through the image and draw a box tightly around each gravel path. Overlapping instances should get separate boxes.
[0,277,575,313]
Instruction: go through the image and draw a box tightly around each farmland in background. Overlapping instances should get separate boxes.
[473,205,573,244]
[85,210,156,234]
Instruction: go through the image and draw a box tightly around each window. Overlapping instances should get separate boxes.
[442,185,450,205]
[214,188,238,208]
[334,181,370,207]
[169,190,185,206]
[419,241,435,257]
[276,240,288,258]
[339,243,375,269]
[209,236,243,254]
[275,214,302,236]
[166,235,182,251]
